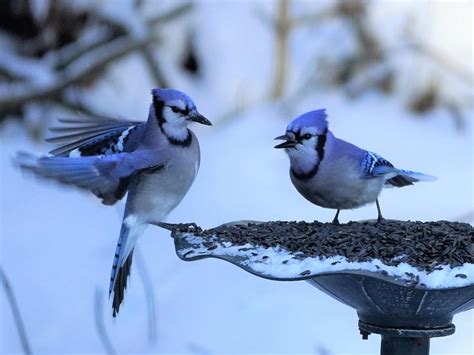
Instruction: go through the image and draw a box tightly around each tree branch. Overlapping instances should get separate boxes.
[140,47,169,88]
[1,267,32,355]
[134,247,158,344]
[0,33,160,112]
[271,0,290,99]
[146,2,194,28]
[94,288,116,355]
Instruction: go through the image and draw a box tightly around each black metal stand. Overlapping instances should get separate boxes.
[308,274,471,355]
[381,336,429,355]
[359,321,455,355]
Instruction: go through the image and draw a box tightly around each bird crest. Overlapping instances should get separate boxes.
[151,88,195,109]
[287,109,328,134]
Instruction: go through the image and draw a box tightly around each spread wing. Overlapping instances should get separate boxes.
[46,115,145,157]
[18,114,162,204]
[17,150,165,204]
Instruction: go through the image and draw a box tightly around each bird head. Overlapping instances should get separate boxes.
[274,109,329,175]
[151,88,211,142]
[274,109,328,151]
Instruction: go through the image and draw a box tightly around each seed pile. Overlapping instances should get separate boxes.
[173,220,473,273]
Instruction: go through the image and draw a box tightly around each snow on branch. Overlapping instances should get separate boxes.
[0,33,159,112]
[0,1,193,125]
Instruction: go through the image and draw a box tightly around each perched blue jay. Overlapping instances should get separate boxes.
[17,88,211,316]
[275,109,435,224]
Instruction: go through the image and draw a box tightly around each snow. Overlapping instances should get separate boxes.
[177,232,474,289]
[1,1,473,354]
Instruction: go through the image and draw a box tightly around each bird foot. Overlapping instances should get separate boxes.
[377,216,384,224]
[152,222,200,232]
[331,218,340,226]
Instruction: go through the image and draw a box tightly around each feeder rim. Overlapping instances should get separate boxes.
[174,246,474,290]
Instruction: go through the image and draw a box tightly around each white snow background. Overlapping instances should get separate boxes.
[1,1,473,354]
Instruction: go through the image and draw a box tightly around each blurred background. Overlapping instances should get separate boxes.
[1,0,472,354]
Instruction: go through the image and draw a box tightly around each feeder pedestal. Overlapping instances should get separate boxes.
[307,273,472,355]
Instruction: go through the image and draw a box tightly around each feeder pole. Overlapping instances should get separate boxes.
[358,321,455,355]
[381,335,429,355]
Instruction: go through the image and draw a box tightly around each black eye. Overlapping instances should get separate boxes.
[303,134,312,140]
[171,106,180,113]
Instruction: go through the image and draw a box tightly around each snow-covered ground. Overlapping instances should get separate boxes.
[1,1,473,354]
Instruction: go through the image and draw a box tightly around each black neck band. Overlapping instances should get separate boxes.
[292,128,328,180]
[165,129,193,147]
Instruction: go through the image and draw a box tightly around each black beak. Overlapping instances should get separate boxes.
[274,134,296,149]
[274,134,288,141]
[191,114,212,126]
[274,141,296,149]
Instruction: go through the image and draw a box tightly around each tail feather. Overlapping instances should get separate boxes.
[386,175,413,187]
[112,251,134,317]
[108,223,130,296]
[385,170,437,188]
[109,219,146,317]
[397,170,437,182]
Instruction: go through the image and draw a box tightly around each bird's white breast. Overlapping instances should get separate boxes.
[291,155,385,210]
[128,136,200,223]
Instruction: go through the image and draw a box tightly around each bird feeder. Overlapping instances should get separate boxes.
[159,220,474,355]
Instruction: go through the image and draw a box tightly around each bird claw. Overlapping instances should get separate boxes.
[152,221,200,232]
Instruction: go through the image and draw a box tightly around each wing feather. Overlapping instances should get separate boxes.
[46,115,144,157]
[360,151,436,187]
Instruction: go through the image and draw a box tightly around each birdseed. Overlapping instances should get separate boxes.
[172,220,473,273]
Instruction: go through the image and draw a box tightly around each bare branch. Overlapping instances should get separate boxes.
[0,33,160,112]
[271,0,290,99]
[0,267,32,355]
[53,27,114,71]
[146,2,194,27]
[140,47,169,88]
[289,7,336,27]
[51,94,109,118]
[134,247,158,344]
[94,288,116,355]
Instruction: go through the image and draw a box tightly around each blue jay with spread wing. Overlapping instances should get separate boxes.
[18,88,212,316]
[275,109,435,224]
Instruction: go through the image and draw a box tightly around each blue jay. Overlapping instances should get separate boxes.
[275,109,435,224]
[17,88,211,316]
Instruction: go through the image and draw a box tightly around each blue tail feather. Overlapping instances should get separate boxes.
[385,169,437,188]
[108,217,146,316]
[109,222,130,296]
[397,170,437,182]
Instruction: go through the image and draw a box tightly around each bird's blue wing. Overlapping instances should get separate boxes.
[46,115,145,157]
[361,151,396,178]
[361,151,412,186]
[17,150,164,204]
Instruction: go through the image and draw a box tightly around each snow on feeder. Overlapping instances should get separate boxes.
[159,220,474,355]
